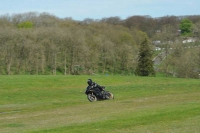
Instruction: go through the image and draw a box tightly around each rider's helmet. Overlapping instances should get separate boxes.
[87,79,92,85]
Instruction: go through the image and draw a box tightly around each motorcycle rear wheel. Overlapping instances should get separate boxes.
[87,94,97,102]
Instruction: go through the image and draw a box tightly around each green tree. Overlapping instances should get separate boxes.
[179,18,193,36]
[135,38,155,76]
[17,21,33,29]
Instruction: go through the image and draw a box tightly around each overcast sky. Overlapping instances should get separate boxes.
[0,0,200,20]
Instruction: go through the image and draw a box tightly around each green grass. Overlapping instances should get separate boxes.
[0,75,200,133]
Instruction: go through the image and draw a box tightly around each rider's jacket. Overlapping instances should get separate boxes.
[85,82,104,94]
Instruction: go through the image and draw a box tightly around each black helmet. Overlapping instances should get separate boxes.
[87,79,92,85]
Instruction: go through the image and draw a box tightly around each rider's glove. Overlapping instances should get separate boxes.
[101,86,104,89]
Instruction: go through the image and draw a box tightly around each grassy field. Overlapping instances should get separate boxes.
[0,75,200,133]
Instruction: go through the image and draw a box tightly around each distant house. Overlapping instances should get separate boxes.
[183,38,195,43]
[156,30,161,33]
[155,47,161,51]
[152,40,161,45]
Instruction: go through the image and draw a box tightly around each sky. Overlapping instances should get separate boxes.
[0,0,200,21]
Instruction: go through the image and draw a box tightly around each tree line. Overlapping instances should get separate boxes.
[0,12,200,77]
[0,12,148,75]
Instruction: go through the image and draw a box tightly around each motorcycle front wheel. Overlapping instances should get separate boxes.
[87,94,97,102]
[107,92,114,99]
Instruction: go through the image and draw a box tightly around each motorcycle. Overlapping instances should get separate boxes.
[85,86,114,102]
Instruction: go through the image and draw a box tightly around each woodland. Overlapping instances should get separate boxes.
[0,12,200,78]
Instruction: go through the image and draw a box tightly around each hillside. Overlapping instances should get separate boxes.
[0,13,200,77]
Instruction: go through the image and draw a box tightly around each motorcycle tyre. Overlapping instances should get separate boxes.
[87,94,97,102]
[107,92,114,100]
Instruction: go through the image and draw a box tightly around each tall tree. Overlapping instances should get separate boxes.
[135,38,155,76]
[179,18,193,36]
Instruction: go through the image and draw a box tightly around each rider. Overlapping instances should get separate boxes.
[85,79,105,98]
